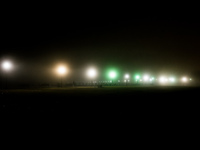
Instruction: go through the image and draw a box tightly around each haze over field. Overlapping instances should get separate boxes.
[1,3,200,86]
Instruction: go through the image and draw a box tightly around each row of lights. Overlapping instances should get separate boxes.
[134,75,191,83]
[86,68,191,84]
[1,60,192,84]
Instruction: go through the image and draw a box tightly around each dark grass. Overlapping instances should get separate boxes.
[1,86,199,141]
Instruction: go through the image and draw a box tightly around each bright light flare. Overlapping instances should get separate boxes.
[159,76,168,83]
[2,61,12,71]
[109,71,117,79]
[87,68,97,78]
[57,66,66,75]
[143,75,149,82]
[169,77,175,82]
[125,74,129,79]
[135,75,140,80]
[181,77,188,82]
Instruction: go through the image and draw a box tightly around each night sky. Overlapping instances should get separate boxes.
[1,3,200,84]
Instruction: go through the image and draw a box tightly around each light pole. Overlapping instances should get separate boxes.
[135,75,140,84]
[57,65,67,87]
[124,74,129,86]
[181,77,188,86]
[86,67,97,86]
[1,60,13,89]
[143,74,150,84]
[108,71,117,86]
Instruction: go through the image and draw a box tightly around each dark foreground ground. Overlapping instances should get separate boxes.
[1,86,199,145]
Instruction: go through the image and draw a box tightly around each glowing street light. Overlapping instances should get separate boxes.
[134,74,140,83]
[86,67,98,86]
[87,68,97,78]
[159,76,168,84]
[57,66,66,75]
[181,77,188,82]
[124,74,129,79]
[143,75,149,82]
[108,70,117,84]
[56,65,67,87]
[124,74,130,85]
[2,61,13,71]
[1,60,13,89]
[135,75,140,80]
[109,71,117,79]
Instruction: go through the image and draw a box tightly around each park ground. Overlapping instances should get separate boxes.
[1,86,199,143]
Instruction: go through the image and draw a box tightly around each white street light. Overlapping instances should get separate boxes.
[1,60,13,89]
[124,74,129,79]
[143,75,149,82]
[124,74,130,85]
[181,77,188,82]
[86,67,98,86]
[159,76,168,83]
[2,61,12,71]
[87,68,97,78]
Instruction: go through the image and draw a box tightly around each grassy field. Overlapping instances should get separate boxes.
[1,86,199,136]
[1,85,199,112]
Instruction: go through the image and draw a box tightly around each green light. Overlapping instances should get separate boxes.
[136,75,140,79]
[134,74,140,80]
[109,71,117,79]
[105,67,119,81]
